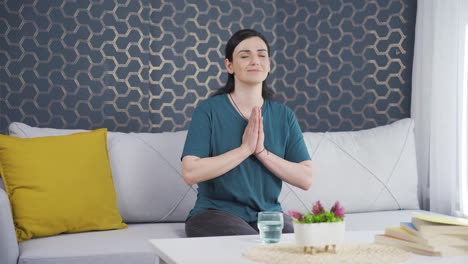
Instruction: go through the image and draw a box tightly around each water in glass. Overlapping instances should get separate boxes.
[257,212,283,244]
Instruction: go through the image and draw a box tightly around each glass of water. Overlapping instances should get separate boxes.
[257,211,284,244]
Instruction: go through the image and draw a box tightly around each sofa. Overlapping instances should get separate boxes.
[0,118,423,264]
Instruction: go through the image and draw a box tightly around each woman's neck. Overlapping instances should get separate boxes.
[229,84,264,120]
[231,83,263,108]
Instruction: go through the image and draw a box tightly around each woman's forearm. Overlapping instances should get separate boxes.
[182,146,251,185]
[255,150,313,190]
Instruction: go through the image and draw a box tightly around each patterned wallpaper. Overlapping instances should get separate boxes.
[0,0,417,134]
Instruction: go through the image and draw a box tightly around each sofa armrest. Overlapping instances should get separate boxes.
[0,188,19,264]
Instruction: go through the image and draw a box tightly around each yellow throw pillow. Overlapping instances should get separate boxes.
[0,129,127,242]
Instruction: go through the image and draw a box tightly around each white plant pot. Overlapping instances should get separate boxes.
[293,221,345,246]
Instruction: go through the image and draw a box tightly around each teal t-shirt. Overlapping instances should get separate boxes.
[181,94,310,223]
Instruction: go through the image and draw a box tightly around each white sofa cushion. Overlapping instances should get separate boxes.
[16,210,424,264]
[280,118,420,214]
[8,118,419,223]
[108,131,196,223]
[8,122,196,223]
[18,223,186,264]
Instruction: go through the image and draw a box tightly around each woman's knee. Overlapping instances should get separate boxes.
[282,213,294,233]
[185,210,257,237]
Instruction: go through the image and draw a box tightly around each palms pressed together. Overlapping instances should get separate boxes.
[242,107,265,156]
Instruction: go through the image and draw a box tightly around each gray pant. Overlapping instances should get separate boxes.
[185,209,294,237]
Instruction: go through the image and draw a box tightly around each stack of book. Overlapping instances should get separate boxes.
[374,213,468,256]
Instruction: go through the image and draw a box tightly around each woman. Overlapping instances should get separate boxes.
[181,29,313,237]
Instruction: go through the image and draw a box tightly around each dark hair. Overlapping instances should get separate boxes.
[212,29,274,99]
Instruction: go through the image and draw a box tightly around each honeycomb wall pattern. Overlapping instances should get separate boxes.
[0,0,417,134]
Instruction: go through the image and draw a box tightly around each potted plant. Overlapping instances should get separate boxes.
[288,200,345,254]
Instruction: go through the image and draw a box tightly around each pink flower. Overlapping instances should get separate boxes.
[331,201,345,218]
[288,210,304,221]
[312,200,325,215]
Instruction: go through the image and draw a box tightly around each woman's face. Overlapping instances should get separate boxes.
[225,36,270,86]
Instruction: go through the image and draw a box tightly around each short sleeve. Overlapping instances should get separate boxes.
[181,103,211,160]
[284,110,311,163]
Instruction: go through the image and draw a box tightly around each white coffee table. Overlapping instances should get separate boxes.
[149,231,468,264]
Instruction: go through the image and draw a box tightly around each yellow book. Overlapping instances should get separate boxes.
[414,214,468,226]
[412,217,468,236]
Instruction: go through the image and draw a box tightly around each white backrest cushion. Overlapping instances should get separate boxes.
[9,118,419,221]
[8,122,196,223]
[280,118,420,214]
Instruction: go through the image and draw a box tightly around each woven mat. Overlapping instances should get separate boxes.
[243,243,410,264]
